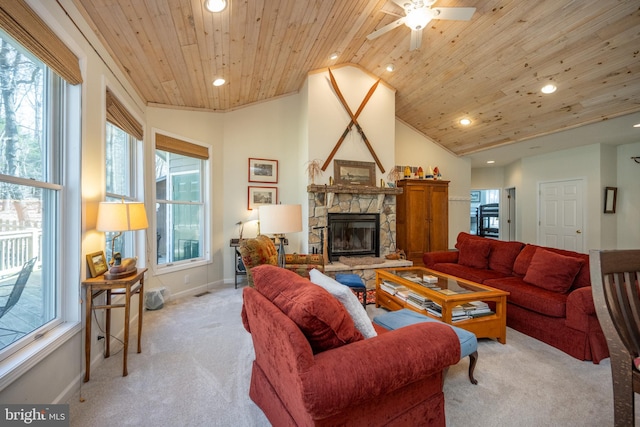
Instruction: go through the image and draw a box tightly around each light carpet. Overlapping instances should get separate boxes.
[68,284,639,426]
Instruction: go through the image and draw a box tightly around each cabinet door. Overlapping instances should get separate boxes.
[405,184,429,262]
[428,184,449,251]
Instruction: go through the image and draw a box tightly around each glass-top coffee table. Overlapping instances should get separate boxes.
[375,267,509,343]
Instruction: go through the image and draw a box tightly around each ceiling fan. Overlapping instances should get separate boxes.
[367,0,476,51]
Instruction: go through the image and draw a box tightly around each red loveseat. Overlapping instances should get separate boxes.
[241,265,460,426]
[423,232,609,363]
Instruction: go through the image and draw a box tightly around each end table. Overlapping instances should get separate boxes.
[81,267,147,382]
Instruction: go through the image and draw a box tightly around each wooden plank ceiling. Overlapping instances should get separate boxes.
[73,0,640,156]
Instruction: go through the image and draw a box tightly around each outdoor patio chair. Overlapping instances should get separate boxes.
[0,257,37,341]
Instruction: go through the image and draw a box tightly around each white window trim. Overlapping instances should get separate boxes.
[152,129,211,272]
[0,81,81,391]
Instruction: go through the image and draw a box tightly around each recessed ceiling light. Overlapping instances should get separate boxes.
[541,83,557,94]
[204,0,227,12]
[329,52,339,60]
[460,118,471,126]
[386,64,395,72]
[486,160,495,164]
[212,78,226,86]
[633,123,640,128]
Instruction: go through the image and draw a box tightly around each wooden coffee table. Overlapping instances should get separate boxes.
[375,267,509,344]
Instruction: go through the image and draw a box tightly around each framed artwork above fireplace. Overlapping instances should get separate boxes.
[334,160,375,186]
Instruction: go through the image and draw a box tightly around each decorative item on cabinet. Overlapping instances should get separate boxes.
[417,166,424,179]
[404,166,412,179]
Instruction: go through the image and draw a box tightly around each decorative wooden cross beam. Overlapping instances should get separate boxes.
[322,68,385,173]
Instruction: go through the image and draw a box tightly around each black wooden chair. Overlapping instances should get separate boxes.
[590,249,640,426]
[0,257,37,341]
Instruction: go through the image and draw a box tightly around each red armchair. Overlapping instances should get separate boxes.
[241,265,460,426]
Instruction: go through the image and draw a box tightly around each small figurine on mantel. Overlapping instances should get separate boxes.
[426,166,434,179]
[433,166,442,180]
[105,253,138,279]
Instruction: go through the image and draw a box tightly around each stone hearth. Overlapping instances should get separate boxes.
[307,184,412,288]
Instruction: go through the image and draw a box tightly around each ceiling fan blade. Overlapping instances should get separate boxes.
[366,18,406,40]
[409,28,422,51]
[390,0,409,9]
[432,7,476,21]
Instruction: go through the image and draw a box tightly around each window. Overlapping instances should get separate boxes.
[155,133,209,267]
[105,122,140,261]
[0,32,66,358]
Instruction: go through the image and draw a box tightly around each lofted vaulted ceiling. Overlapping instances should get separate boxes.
[73,0,640,159]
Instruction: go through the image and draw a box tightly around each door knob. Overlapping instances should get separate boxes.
[576,230,582,234]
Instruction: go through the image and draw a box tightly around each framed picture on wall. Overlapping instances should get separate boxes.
[604,187,617,214]
[470,191,481,203]
[334,160,376,186]
[248,158,278,183]
[248,186,278,210]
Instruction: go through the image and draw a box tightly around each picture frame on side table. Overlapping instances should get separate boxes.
[334,160,375,186]
[248,158,278,183]
[604,187,617,214]
[248,186,278,210]
[86,251,108,277]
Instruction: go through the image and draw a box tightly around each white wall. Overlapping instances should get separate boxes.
[473,141,640,251]
[395,122,471,248]
[617,141,640,248]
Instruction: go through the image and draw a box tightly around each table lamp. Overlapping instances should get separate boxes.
[96,200,149,276]
[259,204,302,268]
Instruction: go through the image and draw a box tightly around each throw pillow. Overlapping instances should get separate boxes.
[523,248,584,293]
[309,269,377,338]
[252,265,364,353]
[458,238,492,269]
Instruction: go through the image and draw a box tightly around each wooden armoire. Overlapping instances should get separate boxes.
[396,179,449,264]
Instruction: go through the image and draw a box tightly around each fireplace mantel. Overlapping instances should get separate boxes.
[306,184,402,195]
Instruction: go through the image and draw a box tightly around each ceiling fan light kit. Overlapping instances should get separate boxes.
[367,0,476,51]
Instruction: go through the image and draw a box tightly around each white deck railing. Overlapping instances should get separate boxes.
[0,228,41,278]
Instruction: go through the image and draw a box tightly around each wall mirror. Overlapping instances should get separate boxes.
[604,187,617,214]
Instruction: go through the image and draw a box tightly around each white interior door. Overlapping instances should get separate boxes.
[538,179,584,252]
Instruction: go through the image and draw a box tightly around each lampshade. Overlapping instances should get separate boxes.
[259,204,302,235]
[97,201,149,232]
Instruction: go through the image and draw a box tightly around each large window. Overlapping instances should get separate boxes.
[0,33,63,357]
[155,134,208,267]
[105,122,139,261]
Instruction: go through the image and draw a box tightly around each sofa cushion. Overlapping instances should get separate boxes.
[309,269,377,338]
[513,244,591,289]
[454,232,524,274]
[432,263,508,284]
[253,265,364,354]
[485,276,568,318]
[523,248,584,293]
[458,238,492,269]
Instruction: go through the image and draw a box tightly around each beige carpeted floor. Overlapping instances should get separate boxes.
[68,284,639,426]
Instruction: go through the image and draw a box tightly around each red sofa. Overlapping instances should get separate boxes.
[423,232,609,363]
[242,265,460,426]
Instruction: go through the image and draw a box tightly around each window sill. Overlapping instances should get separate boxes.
[0,321,81,392]
[155,258,210,275]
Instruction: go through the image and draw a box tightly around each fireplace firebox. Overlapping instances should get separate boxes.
[327,213,379,261]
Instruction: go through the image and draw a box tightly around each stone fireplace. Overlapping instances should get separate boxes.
[307,184,402,259]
